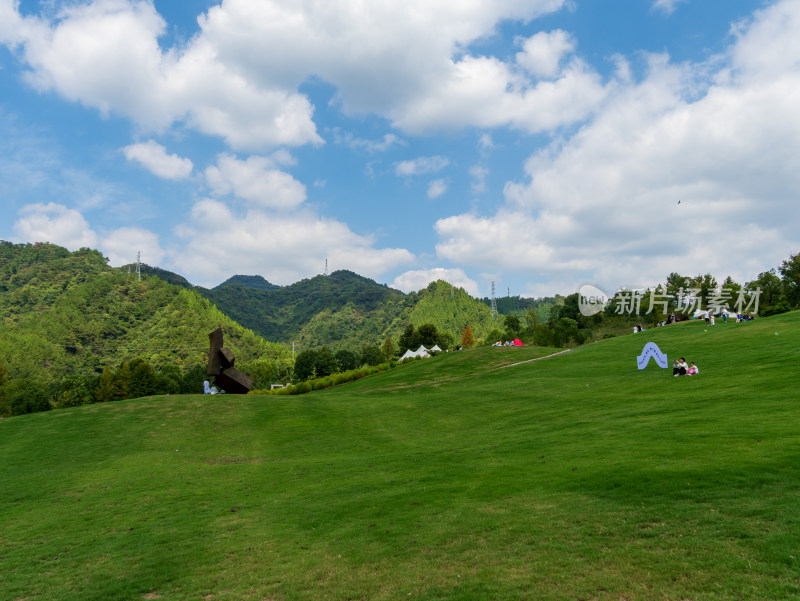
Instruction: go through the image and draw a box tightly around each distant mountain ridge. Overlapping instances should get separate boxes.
[199,269,412,350]
[214,274,280,291]
[1,241,504,359]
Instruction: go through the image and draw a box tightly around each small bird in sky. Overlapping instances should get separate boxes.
[677,200,681,204]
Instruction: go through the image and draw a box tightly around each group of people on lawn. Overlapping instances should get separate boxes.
[672,358,699,377]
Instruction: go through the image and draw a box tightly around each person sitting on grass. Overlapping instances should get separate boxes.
[673,358,688,377]
[687,362,699,375]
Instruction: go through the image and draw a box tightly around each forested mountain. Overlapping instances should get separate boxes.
[197,270,502,351]
[0,242,290,387]
[407,280,496,343]
[199,270,410,351]
[0,241,505,389]
[214,274,280,291]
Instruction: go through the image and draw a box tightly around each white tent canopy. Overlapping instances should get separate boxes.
[401,345,432,360]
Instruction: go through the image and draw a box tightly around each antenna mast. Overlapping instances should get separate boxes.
[490,281,498,320]
[324,258,328,276]
[136,251,141,281]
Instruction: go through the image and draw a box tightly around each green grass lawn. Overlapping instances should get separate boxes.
[2,313,799,600]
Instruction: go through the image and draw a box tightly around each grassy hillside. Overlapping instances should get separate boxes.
[2,310,798,600]
[0,242,290,384]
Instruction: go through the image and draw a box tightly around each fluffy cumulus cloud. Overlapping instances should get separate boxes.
[13,202,98,249]
[434,0,800,293]
[205,154,306,210]
[122,140,193,180]
[171,199,414,287]
[1,0,595,149]
[100,226,164,267]
[6,0,321,150]
[515,29,575,78]
[392,267,480,296]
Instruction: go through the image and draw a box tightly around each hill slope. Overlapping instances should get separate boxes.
[0,242,290,384]
[199,271,500,351]
[1,311,797,600]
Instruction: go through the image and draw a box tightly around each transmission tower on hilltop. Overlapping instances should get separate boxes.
[136,251,141,281]
[490,281,498,320]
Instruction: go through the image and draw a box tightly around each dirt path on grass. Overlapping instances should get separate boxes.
[499,349,572,369]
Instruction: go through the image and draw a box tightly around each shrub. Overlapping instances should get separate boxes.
[292,382,312,395]
[312,378,331,391]
[7,380,52,416]
[760,303,791,317]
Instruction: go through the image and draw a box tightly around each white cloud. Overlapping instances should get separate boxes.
[100,226,164,267]
[13,202,97,249]
[204,154,306,210]
[434,0,800,293]
[171,199,414,287]
[392,267,480,296]
[652,0,688,16]
[333,130,403,154]
[469,165,489,194]
[428,179,447,199]
[2,0,583,148]
[123,140,193,180]
[9,0,322,150]
[395,155,450,176]
[389,53,609,134]
[516,30,575,78]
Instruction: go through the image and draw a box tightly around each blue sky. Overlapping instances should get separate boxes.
[2,0,798,298]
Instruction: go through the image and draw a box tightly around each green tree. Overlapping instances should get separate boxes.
[124,358,159,399]
[417,323,439,347]
[665,272,691,309]
[533,324,553,347]
[437,332,454,351]
[293,349,319,382]
[95,365,121,402]
[692,274,718,309]
[335,349,358,372]
[380,337,396,362]
[503,314,522,338]
[156,363,182,395]
[315,346,337,377]
[181,364,207,394]
[53,374,97,409]
[747,270,784,309]
[398,324,420,353]
[552,318,579,348]
[8,380,51,415]
[360,345,384,367]
[779,252,800,307]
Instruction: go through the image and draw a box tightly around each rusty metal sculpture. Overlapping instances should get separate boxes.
[207,327,253,394]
